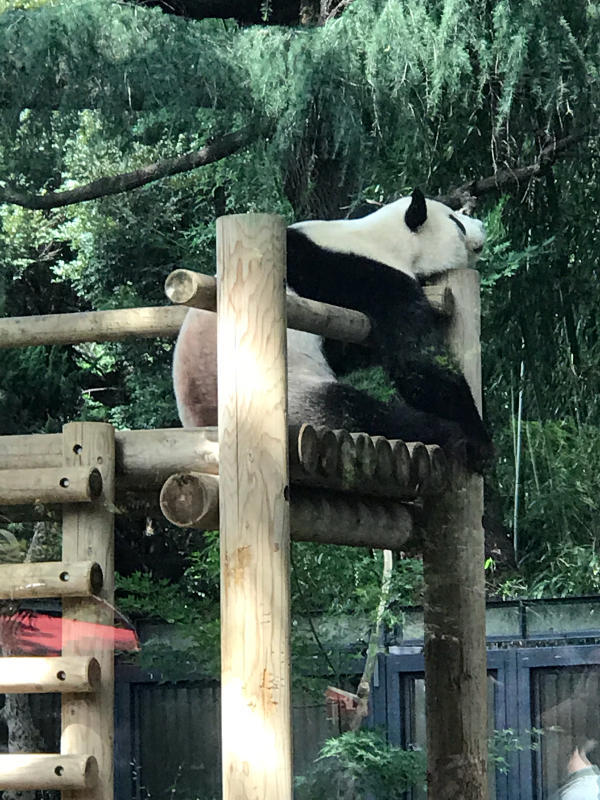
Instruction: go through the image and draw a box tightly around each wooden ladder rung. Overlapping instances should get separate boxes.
[0,560,103,599]
[0,753,98,791]
[0,466,102,505]
[0,657,100,693]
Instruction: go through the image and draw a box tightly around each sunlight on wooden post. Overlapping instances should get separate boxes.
[422,269,487,800]
[217,214,292,800]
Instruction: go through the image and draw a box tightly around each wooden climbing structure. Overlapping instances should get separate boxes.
[0,213,488,800]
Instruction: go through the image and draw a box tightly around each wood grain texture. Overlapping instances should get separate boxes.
[156,472,414,550]
[61,422,115,800]
[422,269,487,800]
[165,267,372,343]
[0,428,219,487]
[0,306,186,348]
[0,466,101,505]
[217,214,292,800]
[0,754,98,790]
[0,560,102,599]
[0,657,100,694]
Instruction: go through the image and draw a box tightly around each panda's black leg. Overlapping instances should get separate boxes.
[289,381,486,472]
[389,357,493,468]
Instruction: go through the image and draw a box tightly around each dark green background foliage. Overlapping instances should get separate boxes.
[2,0,600,664]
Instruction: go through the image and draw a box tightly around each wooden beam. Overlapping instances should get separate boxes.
[291,427,447,500]
[291,488,413,549]
[0,425,450,508]
[0,657,101,693]
[61,422,115,800]
[0,754,98,791]
[159,472,414,550]
[0,466,102,505]
[0,561,103,599]
[115,427,219,488]
[0,432,62,470]
[165,268,372,343]
[0,428,219,486]
[421,269,487,800]
[217,215,293,800]
[165,268,454,334]
[0,306,187,349]
[0,275,449,352]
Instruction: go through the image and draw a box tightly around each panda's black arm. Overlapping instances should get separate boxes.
[393,357,493,459]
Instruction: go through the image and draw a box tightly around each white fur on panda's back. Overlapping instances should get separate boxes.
[290,195,485,279]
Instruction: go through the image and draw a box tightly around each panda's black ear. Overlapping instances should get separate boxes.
[405,188,427,231]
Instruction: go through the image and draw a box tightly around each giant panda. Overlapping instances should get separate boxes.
[173,189,492,471]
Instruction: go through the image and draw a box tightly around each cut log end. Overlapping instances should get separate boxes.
[160,471,219,529]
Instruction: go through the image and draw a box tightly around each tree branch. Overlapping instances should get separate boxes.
[0,125,261,211]
[437,132,590,210]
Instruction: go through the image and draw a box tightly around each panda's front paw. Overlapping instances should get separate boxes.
[442,429,494,475]
[465,436,495,475]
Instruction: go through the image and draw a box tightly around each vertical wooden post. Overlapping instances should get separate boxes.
[61,422,115,800]
[217,214,292,800]
[421,270,488,800]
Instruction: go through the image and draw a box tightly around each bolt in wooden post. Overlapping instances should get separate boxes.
[421,269,487,800]
[61,422,115,800]
[217,214,292,800]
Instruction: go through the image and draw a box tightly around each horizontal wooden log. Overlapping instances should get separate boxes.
[291,487,413,549]
[350,432,377,479]
[406,442,431,492]
[0,466,102,505]
[0,491,161,522]
[390,440,413,492]
[0,281,447,353]
[167,269,452,319]
[116,427,219,488]
[372,436,394,482]
[0,657,100,693]
[0,428,219,487]
[165,268,372,344]
[0,426,450,503]
[0,432,62,470]
[0,306,187,349]
[290,423,319,475]
[0,561,103,599]
[0,754,98,791]
[424,444,449,494]
[159,472,413,550]
[293,426,447,499]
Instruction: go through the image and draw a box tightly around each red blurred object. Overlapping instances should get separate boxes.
[325,685,359,731]
[0,610,139,654]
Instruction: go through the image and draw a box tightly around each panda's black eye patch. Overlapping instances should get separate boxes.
[449,214,466,236]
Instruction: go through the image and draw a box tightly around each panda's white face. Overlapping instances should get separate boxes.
[290,192,485,280]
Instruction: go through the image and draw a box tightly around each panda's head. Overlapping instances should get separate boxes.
[292,188,486,280]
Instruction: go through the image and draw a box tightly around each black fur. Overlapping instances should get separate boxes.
[404,188,428,231]
[286,228,493,471]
